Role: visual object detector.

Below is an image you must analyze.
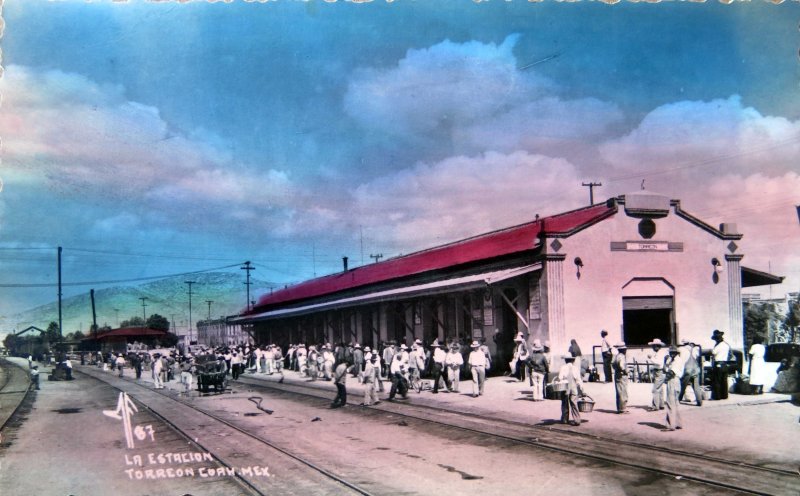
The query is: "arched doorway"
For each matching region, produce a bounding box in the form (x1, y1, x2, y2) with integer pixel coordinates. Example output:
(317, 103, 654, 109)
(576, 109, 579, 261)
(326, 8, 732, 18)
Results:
(621, 278, 676, 346)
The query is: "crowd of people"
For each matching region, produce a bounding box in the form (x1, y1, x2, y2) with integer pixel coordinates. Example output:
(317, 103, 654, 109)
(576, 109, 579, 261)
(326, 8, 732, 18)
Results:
(81, 326, 791, 429)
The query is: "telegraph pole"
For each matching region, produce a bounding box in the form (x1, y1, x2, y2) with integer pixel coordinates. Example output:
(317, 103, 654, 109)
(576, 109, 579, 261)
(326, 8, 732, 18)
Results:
(582, 182, 602, 205)
(206, 300, 214, 321)
(370, 253, 383, 264)
(139, 297, 148, 325)
(240, 261, 255, 312)
(114, 308, 120, 327)
(57, 246, 63, 338)
(185, 281, 196, 344)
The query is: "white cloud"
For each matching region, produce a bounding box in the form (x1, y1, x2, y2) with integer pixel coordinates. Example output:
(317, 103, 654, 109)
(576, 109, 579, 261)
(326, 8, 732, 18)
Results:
(344, 35, 547, 138)
(0, 65, 299, 233)
(344, 35, 623, 164)
(599, 95, 800, 181)
(596, 96, 800, 293)
(351, 150, 584, 252)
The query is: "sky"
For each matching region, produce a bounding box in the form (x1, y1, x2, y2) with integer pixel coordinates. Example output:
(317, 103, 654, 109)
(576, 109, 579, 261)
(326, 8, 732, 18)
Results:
(1, 0, 799, 329)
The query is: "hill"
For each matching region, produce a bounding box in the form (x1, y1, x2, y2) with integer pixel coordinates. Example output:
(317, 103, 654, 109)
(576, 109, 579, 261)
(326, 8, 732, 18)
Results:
(0, 272, 277, 338)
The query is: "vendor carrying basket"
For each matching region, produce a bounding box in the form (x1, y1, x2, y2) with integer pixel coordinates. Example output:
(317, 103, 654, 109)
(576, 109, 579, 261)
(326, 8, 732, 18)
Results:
(577, 394, 595, 413)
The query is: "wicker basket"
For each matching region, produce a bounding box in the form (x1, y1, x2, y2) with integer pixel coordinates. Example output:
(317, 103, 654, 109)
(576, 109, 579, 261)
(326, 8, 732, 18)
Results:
(577, 394, 595, 413)
(550, 381, 568, 393)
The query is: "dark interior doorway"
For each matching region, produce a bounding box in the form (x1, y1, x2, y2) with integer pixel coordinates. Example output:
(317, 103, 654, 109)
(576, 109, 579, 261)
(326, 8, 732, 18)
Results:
(622, 296, 674, 346)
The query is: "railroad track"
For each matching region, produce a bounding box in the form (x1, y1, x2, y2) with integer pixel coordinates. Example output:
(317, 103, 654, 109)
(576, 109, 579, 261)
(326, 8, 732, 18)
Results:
(78, 366, 374, 496)
(0, 358, 32, 433)
(235, 374, 799, 496)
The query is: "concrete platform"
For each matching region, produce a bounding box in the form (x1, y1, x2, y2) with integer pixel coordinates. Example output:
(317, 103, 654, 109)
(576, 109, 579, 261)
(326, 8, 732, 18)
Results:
(237, 367, 800, 471)
(78, 360, 799, 474)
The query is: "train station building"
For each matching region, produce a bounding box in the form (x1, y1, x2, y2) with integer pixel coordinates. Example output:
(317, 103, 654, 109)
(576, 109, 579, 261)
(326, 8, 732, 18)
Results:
(233, 192, 782, 365)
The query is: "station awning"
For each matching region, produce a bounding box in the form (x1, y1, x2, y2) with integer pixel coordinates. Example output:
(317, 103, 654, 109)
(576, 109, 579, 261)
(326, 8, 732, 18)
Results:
(741, 266, 784, 288)
(233, 263, 542, 323)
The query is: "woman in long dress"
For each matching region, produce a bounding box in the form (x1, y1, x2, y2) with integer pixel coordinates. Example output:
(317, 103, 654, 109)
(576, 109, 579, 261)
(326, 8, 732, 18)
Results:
(748, 336, 767, 394)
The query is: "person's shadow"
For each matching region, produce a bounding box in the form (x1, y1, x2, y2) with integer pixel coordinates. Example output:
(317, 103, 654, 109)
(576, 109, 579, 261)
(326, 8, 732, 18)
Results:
(638, 421, 668, 430)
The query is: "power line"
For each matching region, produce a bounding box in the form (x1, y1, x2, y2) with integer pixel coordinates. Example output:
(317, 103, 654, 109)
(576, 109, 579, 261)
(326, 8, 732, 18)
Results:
(606, 134, 800, 183)
(0, 262, 242, 288)
(64, 247, 245, 262)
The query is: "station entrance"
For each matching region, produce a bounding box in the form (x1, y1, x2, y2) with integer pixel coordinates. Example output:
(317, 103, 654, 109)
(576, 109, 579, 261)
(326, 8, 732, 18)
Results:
(622, 296, 674, 346)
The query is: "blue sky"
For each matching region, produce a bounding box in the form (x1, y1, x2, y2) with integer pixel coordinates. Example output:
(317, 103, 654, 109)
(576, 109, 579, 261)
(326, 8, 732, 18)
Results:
(1, 0, 799, 327)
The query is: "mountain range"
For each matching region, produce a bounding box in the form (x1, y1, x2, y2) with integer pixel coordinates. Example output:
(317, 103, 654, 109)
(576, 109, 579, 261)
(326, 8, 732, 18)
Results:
(1, 272, 277, 339)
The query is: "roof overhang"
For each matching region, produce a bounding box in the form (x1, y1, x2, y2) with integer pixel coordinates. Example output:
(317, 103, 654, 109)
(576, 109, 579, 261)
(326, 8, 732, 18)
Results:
(233, 263, 542, 323)
(742, 266, 784, 288)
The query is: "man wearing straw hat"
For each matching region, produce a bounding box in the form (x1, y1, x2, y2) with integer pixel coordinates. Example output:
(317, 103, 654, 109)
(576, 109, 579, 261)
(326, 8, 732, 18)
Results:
(612, 342, 630, 414)
(663, 345, 684, 431)
(557, 354, 584, 426)
(430, 340, 450, 394)
(647, 338, 667, 411)
(468, 341, 487, 397)
(529, 340, 549, 401)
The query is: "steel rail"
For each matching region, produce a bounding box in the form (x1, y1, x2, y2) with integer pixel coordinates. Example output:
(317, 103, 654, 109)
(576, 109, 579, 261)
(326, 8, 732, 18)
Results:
(79, 367, 375, 496)
(0, 359, 33, 432)
(236, 375, 799, 496)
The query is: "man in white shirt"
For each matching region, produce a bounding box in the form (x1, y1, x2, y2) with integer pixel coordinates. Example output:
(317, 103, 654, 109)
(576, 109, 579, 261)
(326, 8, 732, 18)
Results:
(710, 330, 731, 400)
(612, 342, 629, 414)
(468, 341, 487, 397)
(152, 353, 164, 389)
(647, 339, 667, 411)
(362, 353, 380, 406)
(254, 347, 264, 374)
(600, 330, 613, 383)
(431, 340, 450, 394)
(557, 355, 584, 426)
(445, 344, 464, 393)
(388, 353, 408, 400)
(296, 345, 307, 376)
(663, 346, 684, 431)
(115, 354, 126, 378)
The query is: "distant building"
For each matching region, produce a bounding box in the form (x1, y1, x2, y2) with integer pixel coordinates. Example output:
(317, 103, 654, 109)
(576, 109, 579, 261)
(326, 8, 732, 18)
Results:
(233, 192, 782, 368)
(81, 327, 169, 353)
(196, 317, 252, 348)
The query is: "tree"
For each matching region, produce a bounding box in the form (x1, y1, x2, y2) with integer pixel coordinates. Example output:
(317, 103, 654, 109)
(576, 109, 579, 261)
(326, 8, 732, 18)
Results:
(783, 298, 800, 344)
(73, 330, 85, 340)
(744, 302, 777, 349)
(120, 316, 145, 328)
(45, 321, 61, 342)
(3, 333, 18, 353)
(158, 332, 179, 348)
(146, 314, 170, 332)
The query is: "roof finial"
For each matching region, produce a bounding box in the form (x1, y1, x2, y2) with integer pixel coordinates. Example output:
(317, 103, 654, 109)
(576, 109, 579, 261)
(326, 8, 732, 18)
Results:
(641, 179, 646, 191)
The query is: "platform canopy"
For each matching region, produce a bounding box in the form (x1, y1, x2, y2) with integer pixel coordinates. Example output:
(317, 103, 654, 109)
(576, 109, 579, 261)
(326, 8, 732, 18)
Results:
(233, 263, 542, 323)
(741, 266, 784, 288)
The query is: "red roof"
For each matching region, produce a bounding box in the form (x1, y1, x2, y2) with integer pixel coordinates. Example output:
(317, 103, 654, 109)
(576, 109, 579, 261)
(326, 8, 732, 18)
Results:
(251, 203, 616, 312)
(83, 327, 168, 341)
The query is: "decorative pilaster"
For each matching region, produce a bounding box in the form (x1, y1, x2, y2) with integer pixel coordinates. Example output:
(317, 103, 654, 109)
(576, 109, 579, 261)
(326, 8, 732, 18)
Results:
(726, 254, 744, 350)
(542, 253, 567, 354)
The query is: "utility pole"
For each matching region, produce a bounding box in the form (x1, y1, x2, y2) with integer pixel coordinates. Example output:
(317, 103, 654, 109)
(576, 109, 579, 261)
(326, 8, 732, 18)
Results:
(57, 246, 63, 338)
(582, 182, 602, 205)
(138, 297, 148, 327)
(185, 281, 196, 344)
(241, 261, 255, 312)
(370, 253, 383, 264)
(206, 300, 214, 321)
(113, 308, 120, 327)
(360, 225, 365, 265)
